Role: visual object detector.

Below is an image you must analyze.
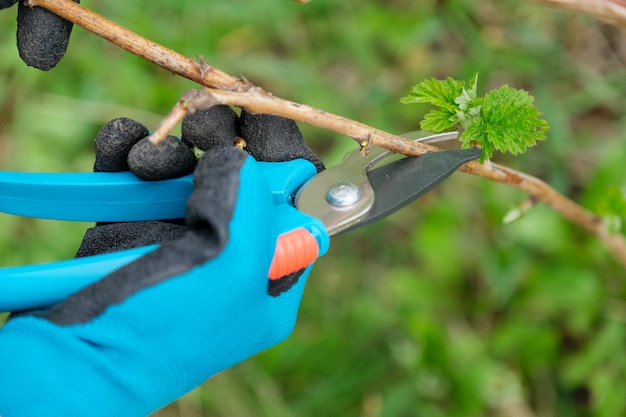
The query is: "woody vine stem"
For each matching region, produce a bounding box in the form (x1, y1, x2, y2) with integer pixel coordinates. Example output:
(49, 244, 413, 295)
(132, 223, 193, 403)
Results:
(25, 0, 626, 267)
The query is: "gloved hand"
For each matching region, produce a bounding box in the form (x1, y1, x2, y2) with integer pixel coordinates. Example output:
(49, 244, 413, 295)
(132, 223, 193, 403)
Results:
(75, 106, 323, 260)
(1, 0, 79, 70)
(0, 106, 325, 417)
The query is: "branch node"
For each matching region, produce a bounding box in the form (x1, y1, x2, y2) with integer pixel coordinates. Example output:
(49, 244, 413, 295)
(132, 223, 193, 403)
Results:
(194, 55, 213, 80)
(232, 76, 254, 92)
(180, 88, 218, 114)
(359, 134, 373, 156)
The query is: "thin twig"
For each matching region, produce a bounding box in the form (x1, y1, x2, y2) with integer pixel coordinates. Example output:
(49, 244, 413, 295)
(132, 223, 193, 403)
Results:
(481, 163, 626, 264)
(26, 0, 626, 268)
(148, 90, 218, 145)
(530, 0, 626, 27)
(25, 0, 238, 89)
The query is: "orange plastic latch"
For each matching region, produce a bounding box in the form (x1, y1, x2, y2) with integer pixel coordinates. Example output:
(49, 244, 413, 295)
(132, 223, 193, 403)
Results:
(268, 228, 319, 280)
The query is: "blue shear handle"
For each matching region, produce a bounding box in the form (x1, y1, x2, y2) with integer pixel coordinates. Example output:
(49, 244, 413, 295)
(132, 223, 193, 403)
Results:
(0, 171, 194, 222)
(0, 246, 155, 312)
(0, 158, 329, 312)
(0, 159, 318, 222)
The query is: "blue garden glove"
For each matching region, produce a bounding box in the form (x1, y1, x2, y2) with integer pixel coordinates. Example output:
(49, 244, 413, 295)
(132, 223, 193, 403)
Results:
(0, 106, 324, 416)
(1, 0, 79, 70)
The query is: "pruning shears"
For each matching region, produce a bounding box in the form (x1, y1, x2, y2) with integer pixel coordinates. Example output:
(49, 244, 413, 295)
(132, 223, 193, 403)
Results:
(0, 131, 480, 312)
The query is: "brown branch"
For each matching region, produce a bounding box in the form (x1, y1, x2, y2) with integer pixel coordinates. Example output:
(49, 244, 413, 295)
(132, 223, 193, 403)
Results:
(154, 88, 626, 267)
(25, 0, 626, 268)
(529, 0, 626, 27)
(479, 163, 626, 264)
(25, 0, 238, 89)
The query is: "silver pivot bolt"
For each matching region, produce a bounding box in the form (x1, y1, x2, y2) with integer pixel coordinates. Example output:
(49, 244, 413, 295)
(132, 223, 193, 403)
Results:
(326, 182, 362, 207)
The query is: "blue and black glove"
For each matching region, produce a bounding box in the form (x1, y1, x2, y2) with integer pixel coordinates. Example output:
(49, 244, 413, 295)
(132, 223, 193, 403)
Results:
(0, 106, 324, 417)
(77, 106, 323, 268)
(1, 0, 79, 70)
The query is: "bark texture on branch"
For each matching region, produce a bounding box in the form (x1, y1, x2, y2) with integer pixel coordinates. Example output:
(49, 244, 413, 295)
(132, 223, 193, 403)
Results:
(26, 0, 238, 89)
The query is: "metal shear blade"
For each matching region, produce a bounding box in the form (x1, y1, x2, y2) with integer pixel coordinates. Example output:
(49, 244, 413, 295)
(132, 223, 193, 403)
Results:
(295, 131, 481, 235)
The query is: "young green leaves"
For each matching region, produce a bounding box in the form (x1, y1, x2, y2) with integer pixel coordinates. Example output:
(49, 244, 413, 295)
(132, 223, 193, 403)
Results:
(401, 74, 549, 162)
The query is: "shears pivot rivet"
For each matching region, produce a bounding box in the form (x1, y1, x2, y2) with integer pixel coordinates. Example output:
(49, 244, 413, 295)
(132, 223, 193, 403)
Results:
(326, 182, 361, 207)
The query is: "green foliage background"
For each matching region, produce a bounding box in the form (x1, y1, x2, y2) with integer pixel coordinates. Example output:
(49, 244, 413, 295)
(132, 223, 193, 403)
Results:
(1, 1, 626, 416)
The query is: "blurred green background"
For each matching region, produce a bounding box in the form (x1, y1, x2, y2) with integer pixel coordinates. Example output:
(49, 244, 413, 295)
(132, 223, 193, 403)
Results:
(1, 0, 626, 416)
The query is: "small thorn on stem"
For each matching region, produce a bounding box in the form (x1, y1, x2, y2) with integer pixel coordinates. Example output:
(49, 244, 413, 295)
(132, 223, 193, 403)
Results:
(232, 76, 254, 92)
(194, 55, 213, 80)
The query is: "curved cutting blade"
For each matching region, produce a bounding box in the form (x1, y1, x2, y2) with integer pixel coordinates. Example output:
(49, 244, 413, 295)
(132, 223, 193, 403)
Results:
(338, 147, 482, 234)
(296, 130, 482, 236)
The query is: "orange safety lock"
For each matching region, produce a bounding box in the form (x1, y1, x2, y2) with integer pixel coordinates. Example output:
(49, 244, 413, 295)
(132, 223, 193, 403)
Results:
(268, 228, 319, 280)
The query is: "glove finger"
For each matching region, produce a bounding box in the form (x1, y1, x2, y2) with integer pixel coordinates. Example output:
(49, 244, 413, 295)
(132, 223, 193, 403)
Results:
(94, 117, 149, 172)
(128, 135, 196, 181)
(0, 0, 17, 9)
(85, 118, 186, 256)
(17, 0, 79, 70)
(239, 108, 325, 172)
(75, 220, 186, 258)
(181, 105, 241, 151)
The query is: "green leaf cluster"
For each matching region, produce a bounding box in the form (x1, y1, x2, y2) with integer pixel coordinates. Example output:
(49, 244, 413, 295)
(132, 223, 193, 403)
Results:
(401, 75, 550, 162)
